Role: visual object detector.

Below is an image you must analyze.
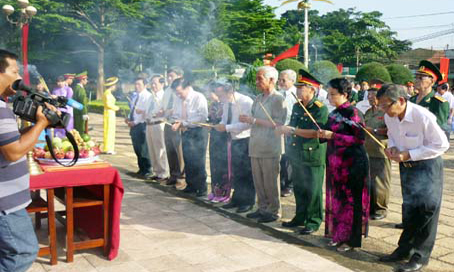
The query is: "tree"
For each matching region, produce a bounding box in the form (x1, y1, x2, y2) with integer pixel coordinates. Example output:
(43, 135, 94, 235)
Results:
(216, 0, 289, 62)
(275, 58, 306, 73)
(26, 0, 142, 99)
(310, 60, 340, 84)
(281, 8, 411, 66)
(202, 38, 235, 77)
(386, 64, 413, 85)
(355, 62, 391, 83)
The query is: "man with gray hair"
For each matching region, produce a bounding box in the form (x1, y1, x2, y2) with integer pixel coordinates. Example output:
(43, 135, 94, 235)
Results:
(278, 69, 297, 197)
(240, 66, 287, 223)
(377, 84, 449, 272)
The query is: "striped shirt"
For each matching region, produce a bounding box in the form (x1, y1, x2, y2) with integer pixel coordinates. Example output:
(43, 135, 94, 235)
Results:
(0, 100, 31, 214)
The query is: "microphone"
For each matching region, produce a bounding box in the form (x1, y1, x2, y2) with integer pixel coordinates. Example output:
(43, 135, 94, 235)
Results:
(66, 98, 84, 110)
(57, 96, 84, 110)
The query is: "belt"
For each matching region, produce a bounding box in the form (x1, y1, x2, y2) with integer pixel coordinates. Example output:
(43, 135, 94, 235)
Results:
(147, 120, 164, 125)
(401, 161, 422, 168)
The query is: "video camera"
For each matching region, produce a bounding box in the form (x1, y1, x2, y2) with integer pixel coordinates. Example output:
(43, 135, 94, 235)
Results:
(11, 79, 82, 128)
(11, 79, 83, 167)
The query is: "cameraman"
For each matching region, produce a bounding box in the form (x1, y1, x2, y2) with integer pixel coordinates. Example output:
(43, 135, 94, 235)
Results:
(0, 49, 55, 271)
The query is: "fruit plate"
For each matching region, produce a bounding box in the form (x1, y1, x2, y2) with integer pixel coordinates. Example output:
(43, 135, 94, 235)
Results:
(35, 156, 100, 165)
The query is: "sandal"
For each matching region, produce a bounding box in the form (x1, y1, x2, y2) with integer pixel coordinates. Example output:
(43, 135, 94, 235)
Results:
(336, 243, 354, 252)
(328, 240, 339, 247)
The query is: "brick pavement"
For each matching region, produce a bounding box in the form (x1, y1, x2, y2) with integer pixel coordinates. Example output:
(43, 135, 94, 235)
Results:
(29, 113, 454, 271)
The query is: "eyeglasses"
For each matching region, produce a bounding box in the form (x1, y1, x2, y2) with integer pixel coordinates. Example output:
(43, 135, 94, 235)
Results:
(378, 101, 396, 110)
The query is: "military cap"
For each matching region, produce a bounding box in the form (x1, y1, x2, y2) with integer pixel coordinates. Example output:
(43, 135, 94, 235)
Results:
(295, 69, 322, 88)
(416, 60, 443, 82)
(104, 76, 119, 87)
(75, 71, 88, 80)
(369, 78, 385, 89)
(63, 73, 76, 79)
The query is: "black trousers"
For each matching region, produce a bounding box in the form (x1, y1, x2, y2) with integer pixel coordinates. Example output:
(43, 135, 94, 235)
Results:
(230, 138, 255, 206)
(182, 128, 208, 192)
(280, 136, 292, 190)
(397, 156, 443, 264)
(130, 123, 151, 174)
(209, 130, 228, 191)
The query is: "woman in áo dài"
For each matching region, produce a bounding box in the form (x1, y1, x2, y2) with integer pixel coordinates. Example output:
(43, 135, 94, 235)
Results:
(103, 77, 120, 154)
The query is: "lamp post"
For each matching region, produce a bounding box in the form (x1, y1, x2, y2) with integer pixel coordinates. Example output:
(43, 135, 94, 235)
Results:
(2, 1, 42, 176)
(300, 1, 311, 68)
(2, 0, 37, 28)
(2, 0, 38, 85)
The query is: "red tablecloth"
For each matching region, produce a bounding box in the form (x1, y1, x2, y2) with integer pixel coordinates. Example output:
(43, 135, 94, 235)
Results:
(30, 164, 124, 260)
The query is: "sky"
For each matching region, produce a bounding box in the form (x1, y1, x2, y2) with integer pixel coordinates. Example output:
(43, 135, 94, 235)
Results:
(264, 0, 454, 50)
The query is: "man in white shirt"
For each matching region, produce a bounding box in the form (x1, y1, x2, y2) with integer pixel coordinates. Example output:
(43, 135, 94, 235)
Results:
(377, 84, 449, 272)
(145, 75, 169, 183)
(171, 78, 209, 197)
(125, 77, 152, 178)
(213, 80, 255, 213)
(159, 67, 185, 187)
(277, 69, 297, 197)
(436, 83, 454, 139)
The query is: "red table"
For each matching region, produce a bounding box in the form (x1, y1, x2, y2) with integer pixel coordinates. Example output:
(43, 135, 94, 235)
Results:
(30, 163, 124, 260)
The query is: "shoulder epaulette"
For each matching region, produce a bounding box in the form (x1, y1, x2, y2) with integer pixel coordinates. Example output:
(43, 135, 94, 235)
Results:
(433, 96, 447, 103)
(314, 100, 323, 108)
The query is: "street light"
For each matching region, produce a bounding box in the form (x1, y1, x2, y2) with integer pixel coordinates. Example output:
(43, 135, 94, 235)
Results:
(2, 0, 37, 28)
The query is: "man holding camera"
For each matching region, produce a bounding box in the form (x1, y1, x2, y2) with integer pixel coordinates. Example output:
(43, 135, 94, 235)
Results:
(0, 49, 55, 271)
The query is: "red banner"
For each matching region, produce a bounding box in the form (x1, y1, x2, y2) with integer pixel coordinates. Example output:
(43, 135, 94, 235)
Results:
(22, 23, 30, 85)
(337, 63, 343, 74)
(439, 58, 450, 84)
(271, 44, 300, 66)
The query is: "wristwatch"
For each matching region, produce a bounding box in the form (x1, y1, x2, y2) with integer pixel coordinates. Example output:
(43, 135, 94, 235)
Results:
(290, 127, 296, 135)
(373, 128, 378, 134)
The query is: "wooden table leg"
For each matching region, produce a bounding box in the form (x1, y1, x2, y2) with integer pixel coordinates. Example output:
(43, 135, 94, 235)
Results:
(103, 184, 110, 256)
(66, 187, 74, 263)
(47, 189, 58, 265)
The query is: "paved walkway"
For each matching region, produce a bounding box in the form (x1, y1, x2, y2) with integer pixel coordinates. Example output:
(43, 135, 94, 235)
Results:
(29, 113, 454, 271)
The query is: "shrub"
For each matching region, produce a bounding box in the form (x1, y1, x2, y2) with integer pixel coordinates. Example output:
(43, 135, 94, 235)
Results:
(355, 62, 392, 83)
(386, 64, 414, 85)
(275, 58, 307, 73)
(310, 60, 341, 84)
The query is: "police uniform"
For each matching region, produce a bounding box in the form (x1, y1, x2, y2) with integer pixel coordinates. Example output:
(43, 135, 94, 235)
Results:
(285, 70, 328, 233)
(73, 71, 89, 134)
(410, 61, 450, 132)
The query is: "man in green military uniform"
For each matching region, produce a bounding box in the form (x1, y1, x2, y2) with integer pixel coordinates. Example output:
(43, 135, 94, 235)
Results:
(364, 88, 390, 220)
(277, 69, 328, 235)
(73, 71, 89, 134)
(411, 60, 450, 131)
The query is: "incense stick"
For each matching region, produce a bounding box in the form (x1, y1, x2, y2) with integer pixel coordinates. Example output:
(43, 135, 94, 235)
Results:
(258, 101, 276, 127)
(290, 92, 321, 131)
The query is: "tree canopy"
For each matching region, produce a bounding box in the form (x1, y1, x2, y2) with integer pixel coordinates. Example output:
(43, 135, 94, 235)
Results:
(281, 8, 412, 66)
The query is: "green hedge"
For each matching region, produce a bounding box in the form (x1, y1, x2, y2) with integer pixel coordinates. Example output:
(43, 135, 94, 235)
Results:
(88, 100, 130, 117)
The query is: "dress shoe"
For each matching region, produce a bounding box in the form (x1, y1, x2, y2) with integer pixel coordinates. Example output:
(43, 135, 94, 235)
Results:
(182, 187, 196, 194)
(379, 248, 409, 262)
(370, 214, 386, 220)
(196, 190, 207, 197)
(395, 223, 404, 229)
(257, 214, 278, 223)
(236, 205, 253, 213)
(126, 170, 141, 177)
(299, 227, 316, 235)
(246, 210, 262, 219)
(157, 177, 169, 185)
(166, 178, 177, 186)
(397, 260, 423, 272)
(281, 188, 293, 197)
(222, 202, 237, 209)
(281, 219, 303, 228)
